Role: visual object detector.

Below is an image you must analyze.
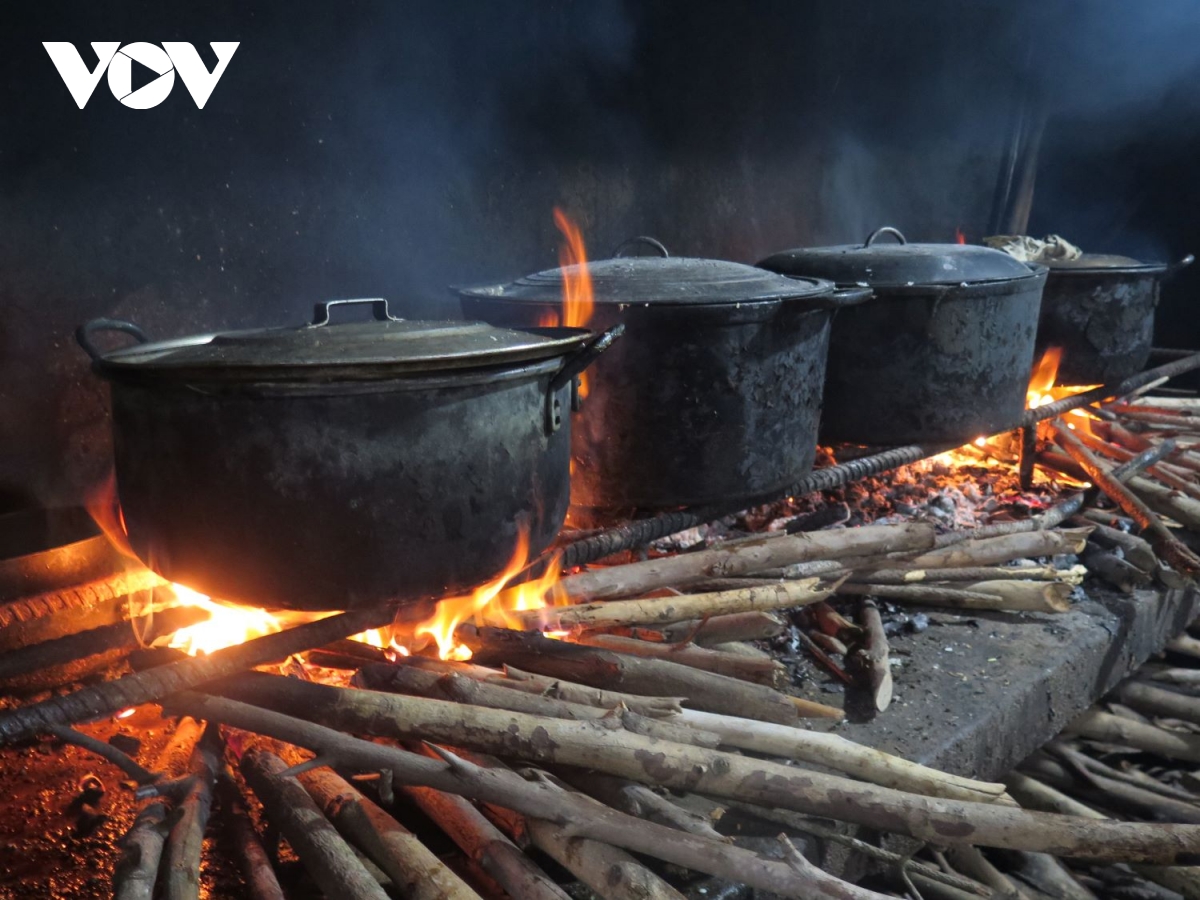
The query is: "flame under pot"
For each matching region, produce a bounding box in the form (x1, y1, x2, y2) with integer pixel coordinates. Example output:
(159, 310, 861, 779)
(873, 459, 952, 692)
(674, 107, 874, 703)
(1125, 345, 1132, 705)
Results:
(77, 302, 609, 610)
(461, 251, 868, 513)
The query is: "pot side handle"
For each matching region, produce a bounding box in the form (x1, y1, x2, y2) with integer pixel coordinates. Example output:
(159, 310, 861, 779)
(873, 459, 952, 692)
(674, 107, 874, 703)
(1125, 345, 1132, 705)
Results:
(1163, 254, 1195, 282)
(75, 318, 150, 362)
(549, 324, 625, 394)
(808, 285, 874, 310)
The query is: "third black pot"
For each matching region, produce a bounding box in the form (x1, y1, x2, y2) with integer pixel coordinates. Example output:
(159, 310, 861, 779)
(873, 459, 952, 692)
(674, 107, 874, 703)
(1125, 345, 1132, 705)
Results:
(460, 239, 869, 513)
(758, 227, 1047, 445)
(1035, 252, 1194, 385)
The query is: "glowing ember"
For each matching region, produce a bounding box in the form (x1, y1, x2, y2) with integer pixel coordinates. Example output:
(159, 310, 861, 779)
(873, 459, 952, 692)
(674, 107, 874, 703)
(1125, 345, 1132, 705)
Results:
(114, 708, 136, 720)
(413, 526, 564, 660)
(165, 583, 284, 656)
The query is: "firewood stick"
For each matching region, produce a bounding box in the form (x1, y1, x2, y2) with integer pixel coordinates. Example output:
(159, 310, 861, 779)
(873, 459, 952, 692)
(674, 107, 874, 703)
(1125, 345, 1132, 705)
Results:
(525, 810, 686, 900)
(1128, 476, 1200, 530)
(217, 773, 286, 900)
(1083, 547, 1153, 592)
(1052, 424, 1200, 574)
(161, 722, 222, 900)
(566, 632, 791, 689)
(512, 579, 829, 631)
(837, 581, 1071, 613)
(1025, 750, 1200, 824)
(461, 625, 815, 724)
(904, 527, 1092, 569)
(242, 749, 390, 900)
(549, 522, 935, 602)
(1074, 514, 1159, 571)
(399, 783, 573, 900)
(1073, 431, 1200, 499)
(847, 564, 1082, 585)
(1168, 633, 1200, 660)
(0, 601, 418, 744)
(113, 801, 170, 900)
(356, 666, 723, 749)
(298, 766, 481, 900)
(1066, 709, 1200, 763)
(0, 604, 210, 690)
(655, 611, 785, 645)
(848, 599, 892, 712)
(176, 694, 898, 900)
(400, 661, 1009, 804)
(1115, 680, 1200, 727)
(1151, 668, 1200, 686)
(943, 845, 1029, 900)
(396, 658, 686, 717)
(188, 679, 1200, 863)
(48, 724, 161, 785)
(555, 770, 726, 841)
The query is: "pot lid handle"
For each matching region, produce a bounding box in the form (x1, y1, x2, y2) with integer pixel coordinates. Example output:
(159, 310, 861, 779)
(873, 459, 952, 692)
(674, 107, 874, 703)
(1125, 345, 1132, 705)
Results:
(611, 236, 670, 259)
(863, 227, 907, 248)
(76, 318, 150, 362)
(310, 298, 400, 327)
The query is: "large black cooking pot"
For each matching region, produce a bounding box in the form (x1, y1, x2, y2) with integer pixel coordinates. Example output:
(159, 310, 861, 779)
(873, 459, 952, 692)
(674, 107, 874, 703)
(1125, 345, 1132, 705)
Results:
(76, 299, 615, 611)
(758, 227, 1047, 445)
(1035, 252, 1194, 385)
(460, 239, 870, 513)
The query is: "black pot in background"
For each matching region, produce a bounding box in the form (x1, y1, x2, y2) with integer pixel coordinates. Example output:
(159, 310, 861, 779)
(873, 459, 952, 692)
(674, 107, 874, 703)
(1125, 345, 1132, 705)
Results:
(77, 299, 613, 611)
(1036, 252, 1194, 385)
(460, 239, 869, 514)
(758, 227, 1047, 446)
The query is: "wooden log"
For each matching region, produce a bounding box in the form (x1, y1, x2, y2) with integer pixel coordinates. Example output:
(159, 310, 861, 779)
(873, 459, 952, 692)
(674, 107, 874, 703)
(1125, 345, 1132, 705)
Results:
(1115, 681, 1200, 727)
(190, 680, 1200, 863)
(241, 749, 390, 900)
(514, 580, 828, 632)
(656, 611, 785, 645)
(216, 773, 286, 900)
(161, 722, 222, 900)
(903, 528, 1091, 569)
(298, 766, 481, 900)
(1074, 514, 1159, 571)
(556, 770, 725, 841)
(402, 776, 569, 900)
(113, 802, 170, 900)
(847, 564, 1080, 585)
(461, 626, 819, 724)
(847, 599, 892, 713)
(395, 656, 685, 717)
(356, 666, 722, 749)
(1084, 547, 1153, 592)
(1067, 709, 1200, 763)
(1128, 476, 1200, 531)
(0, 601, 419, 744)
(567, 632, 791, 689)
(837, 581, 1071, 613)
(1052, 424, 1200, 574)
(525, 815, 686, 900)
(550, 523, 936, 602)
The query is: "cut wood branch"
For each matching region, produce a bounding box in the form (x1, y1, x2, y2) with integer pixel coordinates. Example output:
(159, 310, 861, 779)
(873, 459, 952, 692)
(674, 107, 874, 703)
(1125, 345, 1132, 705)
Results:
(1128, 476, 1200, 531)
(1074, 514, 1159, 571)
(161, 721, 222, 900)
(461, 625, 820, 724)
(556, 770, 726, 841)
(298, 766, 481, 900)
(48, 724, 160, 786)
(567, 632, 791, 689)
(513, 580, 829, 631)
(1052, 423, 1200, 575)
(1083, 547, 1153, 593)
(189, 680, 1200, 863)
(216, 773, 286, 900)
(1067, 709, 1200, 763)
(847, 565, 1081, 585)
(904, 528, 1092, 570)
(241, 748, 390, 900)
(838, 581, 1071, 613)
(550, 523, 936, 602)
(0, 601, 421, 744)
(1114, 680, 1200, 727)
(113, 802, 170, 900)
(848, 598, 893, 712)
(656, 611, 786, 645)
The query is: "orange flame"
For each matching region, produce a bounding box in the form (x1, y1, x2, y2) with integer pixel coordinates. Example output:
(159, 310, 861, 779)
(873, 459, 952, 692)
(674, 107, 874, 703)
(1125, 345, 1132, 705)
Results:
(165, 583, 286, 656)
(85, 471, 136, 560)
(955, 227, 967, 245)
(1025, 346, 1100, 436)
(552, 207, 595, 399)
(413, 526, 564, 660)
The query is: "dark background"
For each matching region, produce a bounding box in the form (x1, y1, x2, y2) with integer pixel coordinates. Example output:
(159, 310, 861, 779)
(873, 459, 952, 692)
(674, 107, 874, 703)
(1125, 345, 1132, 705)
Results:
(3, 1, 1199, 509)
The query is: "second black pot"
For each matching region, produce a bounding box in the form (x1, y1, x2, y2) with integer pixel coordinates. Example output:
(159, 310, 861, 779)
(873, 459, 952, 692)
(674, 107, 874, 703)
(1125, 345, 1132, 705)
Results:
(460, 240, 869, 514)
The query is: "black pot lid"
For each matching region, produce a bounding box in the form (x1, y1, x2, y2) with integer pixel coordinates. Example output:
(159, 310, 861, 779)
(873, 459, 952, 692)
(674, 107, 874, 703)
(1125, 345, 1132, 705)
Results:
(757, 226, 1036, 287)
(84, 298, 592, 381)
(1047, 252, 1158, 271)
(459, 237, 837, 307)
